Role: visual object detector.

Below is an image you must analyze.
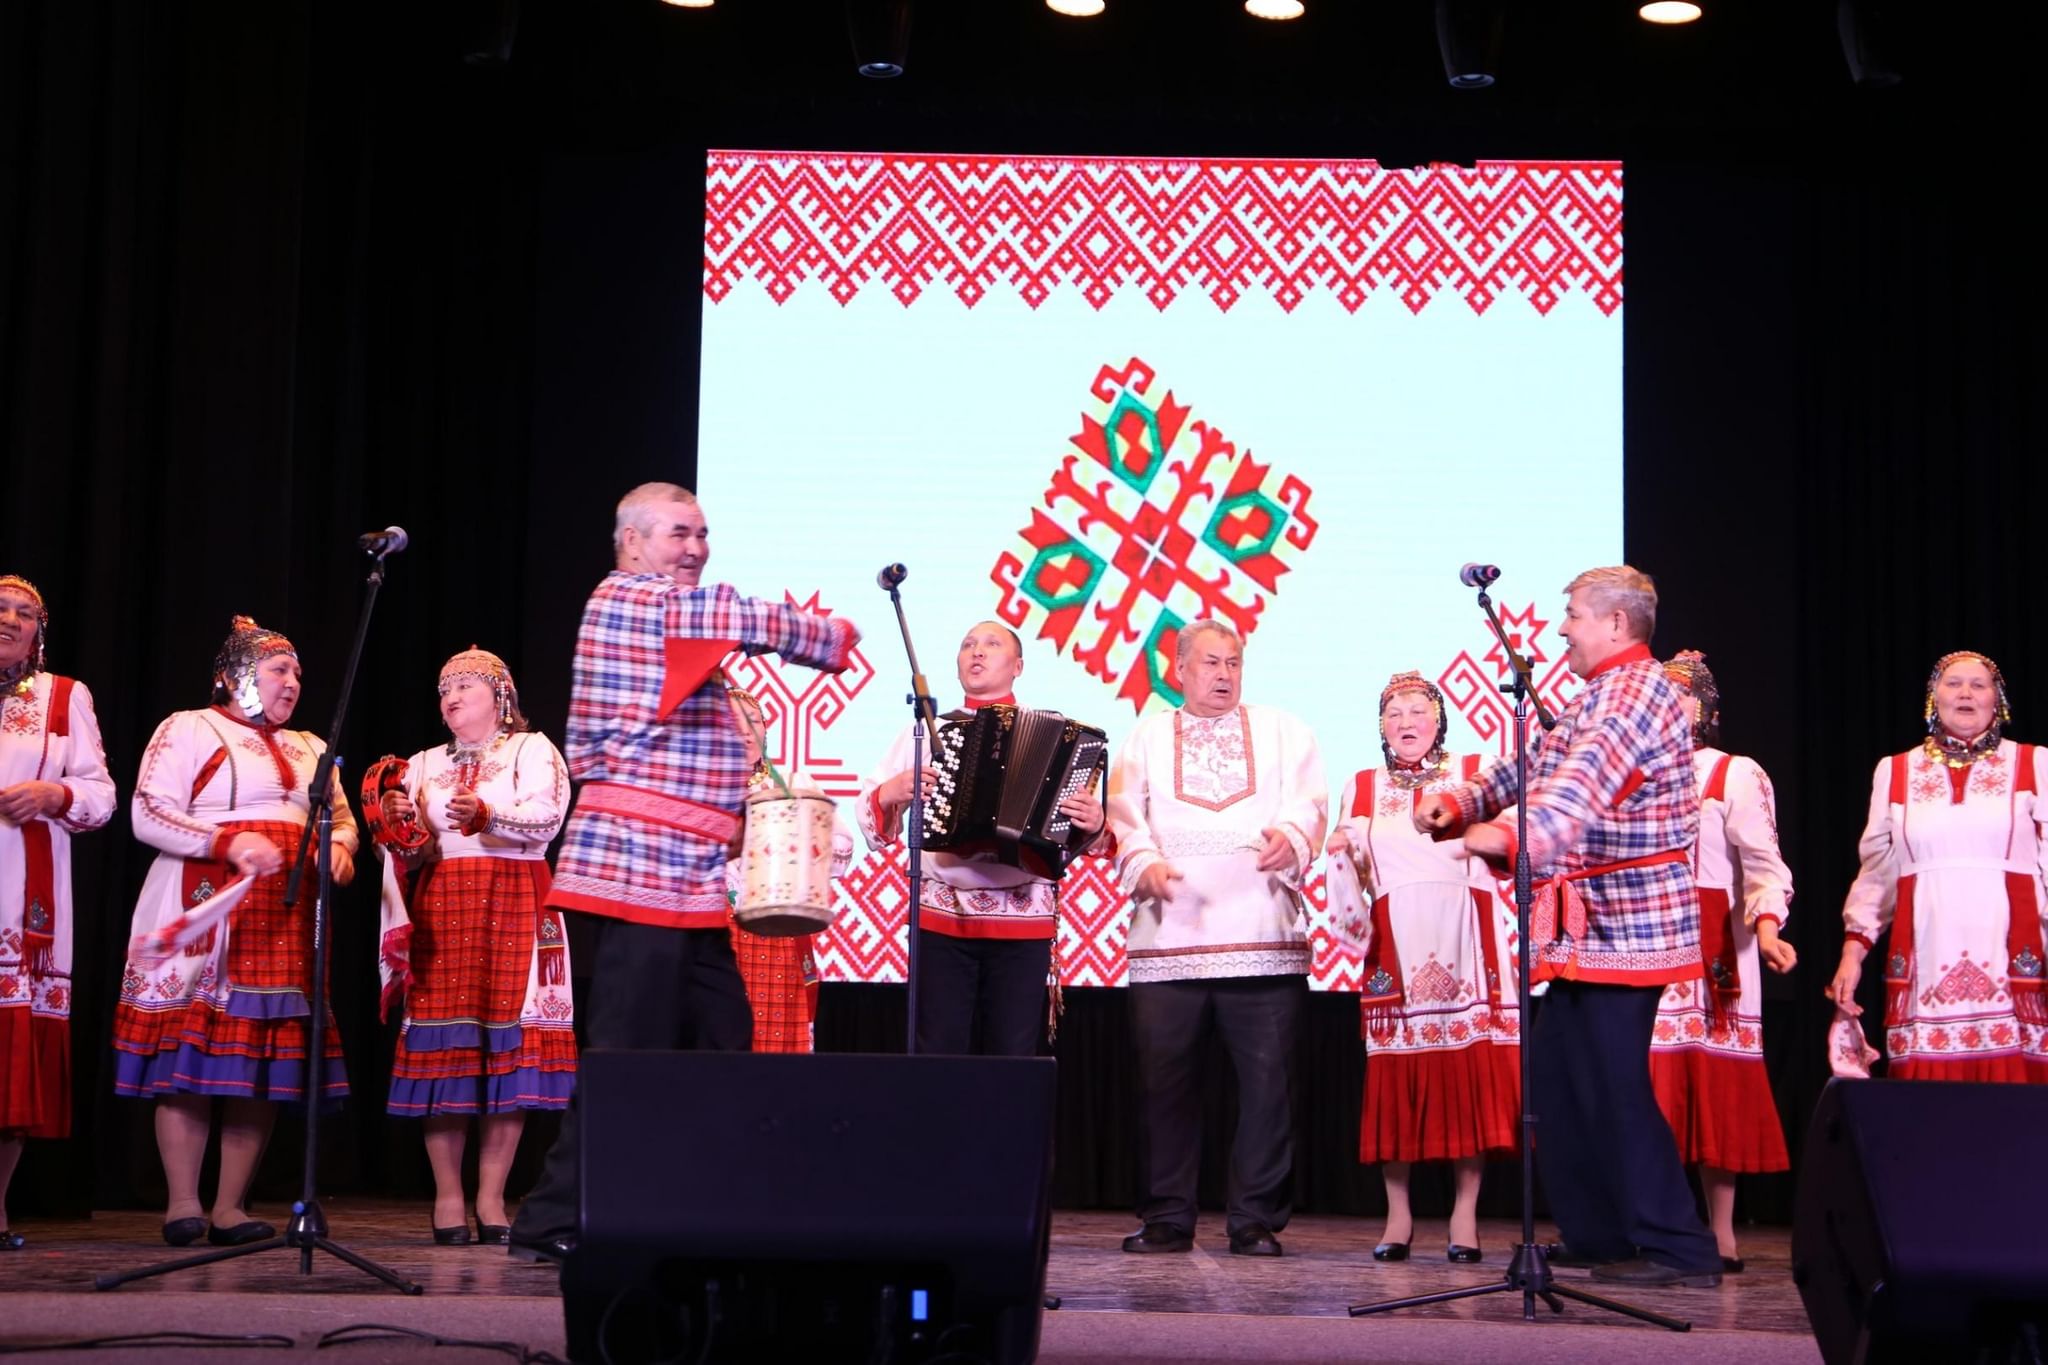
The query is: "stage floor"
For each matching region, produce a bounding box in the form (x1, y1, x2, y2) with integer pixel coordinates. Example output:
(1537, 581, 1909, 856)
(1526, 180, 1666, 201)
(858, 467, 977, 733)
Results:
(0, 1204, 1820, 1362)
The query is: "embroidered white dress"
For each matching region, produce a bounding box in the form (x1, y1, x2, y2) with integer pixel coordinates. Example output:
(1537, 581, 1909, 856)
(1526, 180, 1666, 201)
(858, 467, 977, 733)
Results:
(1332, 757, 1519, 1161)
(1648, 748, 1793, 1169)
(1841, 739, 2048, 1081)
(1108, 703, 1326, 983)
(0, 674, 116, 1136)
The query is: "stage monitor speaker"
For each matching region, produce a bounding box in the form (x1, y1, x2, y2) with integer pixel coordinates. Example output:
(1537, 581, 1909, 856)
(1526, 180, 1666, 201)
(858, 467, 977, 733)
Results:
(562, 1050, 1056, 1364)
(1793, 1077, 2048, 1365)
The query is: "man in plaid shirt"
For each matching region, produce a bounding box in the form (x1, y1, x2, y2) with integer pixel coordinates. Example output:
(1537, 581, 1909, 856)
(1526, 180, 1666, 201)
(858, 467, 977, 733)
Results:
(1417, 565, 1720, 1288)
(509, 482, 858, 1261)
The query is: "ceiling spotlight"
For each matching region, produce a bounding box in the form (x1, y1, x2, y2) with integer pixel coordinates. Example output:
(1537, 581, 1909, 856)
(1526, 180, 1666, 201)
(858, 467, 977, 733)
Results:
(847, 0, 912, 77)
(1435, 0, 1503, 88)
(1244, 1, 1305, 19)
(658, 0, 714, 8)
(1047, 0, 1106, 14)
(1638, 2, 1702, 22)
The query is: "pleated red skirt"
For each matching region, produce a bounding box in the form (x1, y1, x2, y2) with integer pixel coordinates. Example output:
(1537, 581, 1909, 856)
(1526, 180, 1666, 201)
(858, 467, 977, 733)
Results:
(0, 1006, 69, 1138)
(1649, 1047, 1789, 1172)
(1360, 1040, 1519, 1164)
(1889, 1053, 2048, 1084)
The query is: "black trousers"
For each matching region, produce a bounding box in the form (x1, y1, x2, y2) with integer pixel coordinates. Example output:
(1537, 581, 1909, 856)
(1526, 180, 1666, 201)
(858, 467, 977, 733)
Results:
(509, 917, 752, 1243)
(1530, 980, 1719, 1272)
(1128, 975, 1303, 1238)
(912, 928, 1051, 1057)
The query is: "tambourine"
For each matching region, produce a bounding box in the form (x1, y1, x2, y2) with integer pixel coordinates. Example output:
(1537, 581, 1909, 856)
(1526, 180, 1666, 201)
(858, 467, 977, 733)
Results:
(361, 755, 431, 853)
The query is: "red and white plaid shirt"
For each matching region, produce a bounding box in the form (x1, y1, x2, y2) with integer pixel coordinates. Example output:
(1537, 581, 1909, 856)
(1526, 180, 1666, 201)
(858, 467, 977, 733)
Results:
(547, 572, 856, 929)
(1441, 643, 1703, 986)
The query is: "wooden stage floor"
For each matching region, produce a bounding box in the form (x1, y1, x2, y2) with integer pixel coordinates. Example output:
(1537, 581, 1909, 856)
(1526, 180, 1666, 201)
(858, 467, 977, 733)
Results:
(0, 1203, 1821, 1362)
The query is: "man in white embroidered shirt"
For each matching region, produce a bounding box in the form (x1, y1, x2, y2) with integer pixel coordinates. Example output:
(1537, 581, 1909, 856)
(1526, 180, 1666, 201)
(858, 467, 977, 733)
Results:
(1106, 619, 1327, 1258)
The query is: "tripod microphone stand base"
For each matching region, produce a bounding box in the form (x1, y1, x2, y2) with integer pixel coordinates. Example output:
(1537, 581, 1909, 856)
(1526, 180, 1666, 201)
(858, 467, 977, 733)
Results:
(94, 1199, 423, 1294)
(1348, 1241, 1689, 1329)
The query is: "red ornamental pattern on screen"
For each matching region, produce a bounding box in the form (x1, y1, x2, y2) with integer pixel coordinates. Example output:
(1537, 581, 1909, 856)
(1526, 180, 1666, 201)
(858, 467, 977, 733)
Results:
(703, 154, 1623, 316)
(1437, 599, 1582, 756)
(719, 592, 876, 803)
(991, 357, 1318, 719)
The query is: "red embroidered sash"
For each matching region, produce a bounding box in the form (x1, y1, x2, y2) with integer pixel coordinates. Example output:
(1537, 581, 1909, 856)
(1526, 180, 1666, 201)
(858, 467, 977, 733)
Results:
(19, 676, 74, 977)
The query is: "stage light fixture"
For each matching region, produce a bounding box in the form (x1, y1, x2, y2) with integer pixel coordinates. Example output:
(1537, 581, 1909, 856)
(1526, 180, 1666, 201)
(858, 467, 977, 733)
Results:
(1837, 0, 1902, 87)
(1047, 0, 1106, 15)
(659, 0, 714, 9)
(1435, 0, 1503, 88)
(1245, 1, 1306, 19)
(848, 0, 912, 77)
(1638, 3, 1702, 23)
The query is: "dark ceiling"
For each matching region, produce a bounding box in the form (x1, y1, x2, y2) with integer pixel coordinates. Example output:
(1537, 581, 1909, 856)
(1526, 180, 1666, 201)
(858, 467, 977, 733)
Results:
(419, 0, 2036, 160)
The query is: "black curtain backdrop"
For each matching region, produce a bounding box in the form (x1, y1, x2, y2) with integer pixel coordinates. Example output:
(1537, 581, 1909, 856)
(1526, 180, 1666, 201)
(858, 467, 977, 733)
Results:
(2, 2, 2039, 1233)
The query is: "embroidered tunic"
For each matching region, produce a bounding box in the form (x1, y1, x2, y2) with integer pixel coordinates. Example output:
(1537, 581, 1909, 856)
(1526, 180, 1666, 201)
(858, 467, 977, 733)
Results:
(1333, 756, 1519, 1162)
(547, 574, 856, 929)
(1438, 645, 1703, 987)
(378, 732, 575, 1114)
(1108, 703, 1327, 984)
(0, 674, 116, 1136)
(113, 707, 360, 1101)
(1649, 748, 1793, 1170)
(1841, 740, 2048, 1082)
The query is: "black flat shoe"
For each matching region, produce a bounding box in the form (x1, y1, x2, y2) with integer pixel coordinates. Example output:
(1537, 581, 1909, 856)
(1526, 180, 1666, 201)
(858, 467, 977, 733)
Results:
(474, 1218, 511, 1246)
(432, 1224, 473, 1246)
(206, 1220, 275, 1247)
(1120, 1221, 1193, 1254)
(162, 1217, 207, 1247)
(1721, 1255, 1744, 1273)
(1447, 1244, 1483, 1264)
(1538, 1241, 1611, 1269)
(0, 1230, 24, 1250)
(1372, 1240, 1411, 1262)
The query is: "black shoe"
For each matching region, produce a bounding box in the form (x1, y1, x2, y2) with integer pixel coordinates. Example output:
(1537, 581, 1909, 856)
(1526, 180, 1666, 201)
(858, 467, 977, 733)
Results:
(1120, 1222, 1193, 1254)
(507, 1233, 576, 1263)
(206, 1220, 276, 1247)
(432, 1224, 473, 1246)
(1228, 1224, 1282, 1257)
(1590, 1257, 1722, 1288)
(162, 1217, 207, 1247)
(1447, 1244, 1483, 1264)
(474, 1217, 512, 1246)
(1721, 1255, 1744, 1274)
(0, 1230, 24, 1251)
(1371, 1240, 1411, 1262)
(1538, 1241, 1612, 1270)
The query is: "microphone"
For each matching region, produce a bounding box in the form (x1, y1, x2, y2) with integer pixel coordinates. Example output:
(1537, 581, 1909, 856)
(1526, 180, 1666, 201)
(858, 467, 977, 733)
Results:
(358, 527, 409, 556)
(1459, 561, 1501, 589)
(876, 562, 908, 590)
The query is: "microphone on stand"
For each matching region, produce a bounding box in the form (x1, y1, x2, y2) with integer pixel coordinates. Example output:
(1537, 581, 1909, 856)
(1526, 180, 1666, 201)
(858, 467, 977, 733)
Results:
(877, 562, 908, 590)
(1458, 561, 1501, 589)
(358, 527, 409, 557)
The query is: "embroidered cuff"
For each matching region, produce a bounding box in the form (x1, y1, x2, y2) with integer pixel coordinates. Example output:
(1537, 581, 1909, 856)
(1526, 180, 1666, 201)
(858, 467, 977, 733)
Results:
(1843, 930, 1875, 950)
(53, 783, 75, 820)
(208, 827, 237, 861)
(1753, 912, 1786, 931)
(1276, 823, 1312, 888)
(1119, 849, 1163, 894)
(824, 618, 859, 674)
(463, 801, 492, 838)
(1432, 786, 1477, 841)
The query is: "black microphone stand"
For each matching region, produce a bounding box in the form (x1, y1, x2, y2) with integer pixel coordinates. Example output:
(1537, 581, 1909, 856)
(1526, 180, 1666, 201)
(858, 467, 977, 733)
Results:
(1347, 583, 1685, 1331)
(97, 546, 421, 1295)
(881, 574, 940, 1056)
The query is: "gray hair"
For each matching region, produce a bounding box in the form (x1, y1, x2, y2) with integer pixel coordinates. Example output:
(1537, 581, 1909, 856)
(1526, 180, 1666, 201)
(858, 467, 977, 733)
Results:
(613, 482, 698, 554)
(1563, 565, 1658, 642)
(1175, 618, 1245, 668)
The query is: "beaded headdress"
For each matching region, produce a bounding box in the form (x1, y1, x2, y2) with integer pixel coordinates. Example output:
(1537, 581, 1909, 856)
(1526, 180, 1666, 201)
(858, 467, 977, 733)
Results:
(0, 574, 48, 696)
(438, 645, 525, 734)
(1662, 649, 1721, 749)
(212, 615, 297, 720)
(1922, 650, 2010, 768)
(1377, 670, 1448, 770)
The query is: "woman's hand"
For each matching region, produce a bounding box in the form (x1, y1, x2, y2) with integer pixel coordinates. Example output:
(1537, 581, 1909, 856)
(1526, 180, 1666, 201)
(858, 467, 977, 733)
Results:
(1828, 942, 1867, 1016)
(0, 780, 66, 823)
(329, 842, 356, 887)
(1758, 919, 1797, 974)
(380, 790, 417, 825)
(226, 832, 286, 878)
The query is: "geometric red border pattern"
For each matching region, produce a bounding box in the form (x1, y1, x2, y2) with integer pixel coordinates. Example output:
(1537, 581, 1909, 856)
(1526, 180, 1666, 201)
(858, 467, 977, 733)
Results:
(706, 152, 1622, 317)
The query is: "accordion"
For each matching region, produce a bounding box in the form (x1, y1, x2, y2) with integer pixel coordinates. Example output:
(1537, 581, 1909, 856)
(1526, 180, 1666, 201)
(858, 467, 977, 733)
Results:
(921, 705, 1108, 878)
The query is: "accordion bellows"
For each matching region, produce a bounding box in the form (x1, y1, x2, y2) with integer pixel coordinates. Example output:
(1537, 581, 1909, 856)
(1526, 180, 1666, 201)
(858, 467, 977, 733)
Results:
(922, 706, 1108, 878)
